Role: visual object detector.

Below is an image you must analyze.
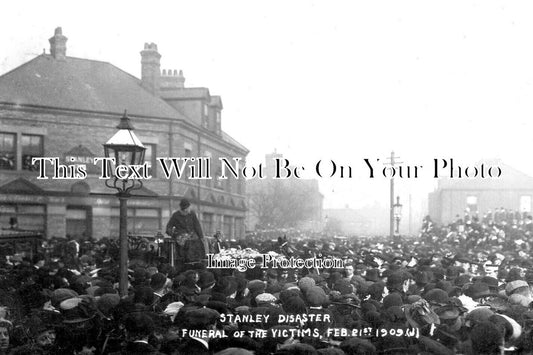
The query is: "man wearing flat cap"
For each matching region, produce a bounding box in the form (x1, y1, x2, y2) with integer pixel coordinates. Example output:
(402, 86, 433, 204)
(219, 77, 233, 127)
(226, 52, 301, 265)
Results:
(166, 198, 208, 267)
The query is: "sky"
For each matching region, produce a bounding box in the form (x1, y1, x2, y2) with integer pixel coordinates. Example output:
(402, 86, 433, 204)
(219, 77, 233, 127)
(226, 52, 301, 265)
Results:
(2, 0, 533, 214)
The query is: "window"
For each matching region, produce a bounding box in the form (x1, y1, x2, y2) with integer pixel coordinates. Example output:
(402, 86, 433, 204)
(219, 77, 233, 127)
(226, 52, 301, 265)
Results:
(66, 206, 91, 240)
(214, 167, 224, 190)
(110, 207, 161, 236)
(226, 175, 231, 193)
(521, 196, 531, 213)
(223, 215, 233, 237)
(203, 104, 209, 117)
(184, 142, 193, 157)
(144, 144, 156, 177)
(204, 151, 212, 188)
(203, 213, 214, 236)
(0, 133, 16, 170)
(0, 203, 46, 231)
(234, 217, 244, 238)
(466, 195, 478, 213)
(22, 134, 43, 171)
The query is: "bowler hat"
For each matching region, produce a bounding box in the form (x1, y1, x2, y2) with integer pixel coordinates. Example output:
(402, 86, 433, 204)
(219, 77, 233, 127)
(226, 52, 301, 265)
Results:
(180, 199, 191, 210)
(424, 289, 449, 306)
(465, 282, 498, 300)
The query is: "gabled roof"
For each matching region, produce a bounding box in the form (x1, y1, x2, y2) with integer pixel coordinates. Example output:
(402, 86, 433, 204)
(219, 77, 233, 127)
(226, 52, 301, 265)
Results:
(0, 54, 185, 119)
(65, 145, 95, 157)
(0, 177, 44, 194)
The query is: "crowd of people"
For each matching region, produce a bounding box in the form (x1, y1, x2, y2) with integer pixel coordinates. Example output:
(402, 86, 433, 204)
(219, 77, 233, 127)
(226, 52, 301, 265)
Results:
(1, 204, 533, 354)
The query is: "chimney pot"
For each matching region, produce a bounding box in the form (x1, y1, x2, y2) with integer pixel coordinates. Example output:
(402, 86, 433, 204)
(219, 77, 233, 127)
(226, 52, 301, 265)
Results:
(176, 70, 185, 88)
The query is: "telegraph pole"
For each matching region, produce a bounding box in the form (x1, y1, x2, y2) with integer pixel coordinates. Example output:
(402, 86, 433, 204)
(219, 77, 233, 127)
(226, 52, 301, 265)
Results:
(386, 151, 402, 240)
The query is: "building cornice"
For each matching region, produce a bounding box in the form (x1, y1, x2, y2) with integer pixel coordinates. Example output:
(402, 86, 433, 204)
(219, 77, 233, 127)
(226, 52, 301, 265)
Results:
(0, 102, 249, 154)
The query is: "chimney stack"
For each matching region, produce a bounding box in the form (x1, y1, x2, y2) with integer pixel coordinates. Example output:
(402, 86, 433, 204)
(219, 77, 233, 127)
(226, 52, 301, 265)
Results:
(49, 27, 68, 60)
(160, 69, 186, 90)
(140, 43, 161, 95)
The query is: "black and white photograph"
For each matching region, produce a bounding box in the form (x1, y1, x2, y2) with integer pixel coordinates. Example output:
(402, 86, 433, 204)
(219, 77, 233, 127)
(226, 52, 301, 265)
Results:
(1, 1, 533, 354)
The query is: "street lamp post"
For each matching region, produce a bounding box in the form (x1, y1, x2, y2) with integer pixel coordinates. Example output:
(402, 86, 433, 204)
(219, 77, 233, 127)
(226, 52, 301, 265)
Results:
(393, 196, 403, 239)
(103, 110, 146, 297)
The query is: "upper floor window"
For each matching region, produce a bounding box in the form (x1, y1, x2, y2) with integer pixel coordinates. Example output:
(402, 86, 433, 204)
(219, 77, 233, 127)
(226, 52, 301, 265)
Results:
(0, 132, 16, 170)
(22, 134, 43, 171)
(214, 167, 224, 190)
(144, 143, 156, 177)
(184, 142, 193, 157)
(204, 150, 212, 188)
(226, 176, 231, 193)
(202, 104, 210, 129)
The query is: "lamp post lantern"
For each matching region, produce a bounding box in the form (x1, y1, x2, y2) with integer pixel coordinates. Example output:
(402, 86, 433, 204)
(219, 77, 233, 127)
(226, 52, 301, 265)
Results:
(103, 110, 146, 297)
(393, 196, 403, 238)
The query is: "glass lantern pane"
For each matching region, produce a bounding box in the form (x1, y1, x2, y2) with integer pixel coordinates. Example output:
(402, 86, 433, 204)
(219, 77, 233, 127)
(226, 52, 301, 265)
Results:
(119, 151, 133, 165)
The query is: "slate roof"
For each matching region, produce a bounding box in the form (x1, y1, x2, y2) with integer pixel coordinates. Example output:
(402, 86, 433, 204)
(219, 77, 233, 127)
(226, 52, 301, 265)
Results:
(0, 53, 248, 153)
(159, 87, 210, 100)
(0, 54, 184, 119)
(436, 160, 533, 190)
(222, 132, 247, 152)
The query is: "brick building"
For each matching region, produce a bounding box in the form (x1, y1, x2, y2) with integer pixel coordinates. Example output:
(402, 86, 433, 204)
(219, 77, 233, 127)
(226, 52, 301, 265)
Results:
(0, 28, 248, 240)
(428, 160, 533, 224)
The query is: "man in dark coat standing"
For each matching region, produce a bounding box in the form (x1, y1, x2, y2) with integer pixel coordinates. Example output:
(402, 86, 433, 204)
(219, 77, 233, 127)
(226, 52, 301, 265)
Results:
(166, 199, 208, 267)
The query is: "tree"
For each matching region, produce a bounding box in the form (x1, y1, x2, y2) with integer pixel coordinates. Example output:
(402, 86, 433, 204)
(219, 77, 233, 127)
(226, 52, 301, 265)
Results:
(249, 179, 319, 229)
